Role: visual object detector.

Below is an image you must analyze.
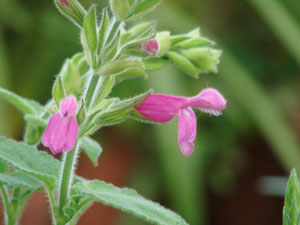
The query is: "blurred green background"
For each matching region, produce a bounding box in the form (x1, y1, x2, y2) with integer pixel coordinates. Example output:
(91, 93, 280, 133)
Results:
(0, 0, 300, 224)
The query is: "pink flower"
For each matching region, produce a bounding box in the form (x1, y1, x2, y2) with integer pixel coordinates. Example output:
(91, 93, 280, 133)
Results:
(42, 96, 78, 154)
(139, 39, 159, 56)
(136, 88, 227, 156)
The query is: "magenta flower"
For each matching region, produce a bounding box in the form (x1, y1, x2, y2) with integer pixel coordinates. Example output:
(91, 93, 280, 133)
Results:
(136, 88, 227, 156)
(42, 96, 78, 154)
(139, 39, 159, 56)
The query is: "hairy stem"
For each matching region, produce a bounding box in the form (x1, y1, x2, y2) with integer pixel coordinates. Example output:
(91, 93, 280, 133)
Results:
(68, 198, 93, 225)
(105, 18, 122, 47)
(45, 185, 57, 225)
(0, 184, 11, 225)
(84, 74, 100, 111)
(57, 143, 79, 224)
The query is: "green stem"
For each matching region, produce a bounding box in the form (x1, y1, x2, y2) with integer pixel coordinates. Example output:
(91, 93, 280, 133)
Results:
(105, 19, 122, 47)
(57, 143, 79, 224)
(0, 184, 12, 225)
(13, 190, 32, 225)
(45, 185, 57, 224)
(68, 198, 93, 225)
(84, 74, 100, 111)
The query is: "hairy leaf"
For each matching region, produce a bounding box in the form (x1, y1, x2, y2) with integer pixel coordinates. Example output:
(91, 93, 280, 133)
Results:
(81, 137, 102, 167)
(97, 9, 109, 57)
(167, 51, 198, 77)
(99, 59, 145, 77)
(0, 87, 43, 116)
(110, 0, 131, 20)
(126, 0, 162, 21)
(83, 5, 98, 67)
(0, 172, 41, 190)
(73, 180, 189, 225)
(53, 75, 66, 108)
(0, 137, 61, 188)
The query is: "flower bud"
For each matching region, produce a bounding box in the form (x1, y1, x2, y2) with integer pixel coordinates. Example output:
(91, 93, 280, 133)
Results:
(42, 96, 79, 154)
(139, 39, 160, 56)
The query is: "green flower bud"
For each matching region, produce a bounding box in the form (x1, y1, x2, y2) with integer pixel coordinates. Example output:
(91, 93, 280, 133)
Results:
(155, 31, 171, 56)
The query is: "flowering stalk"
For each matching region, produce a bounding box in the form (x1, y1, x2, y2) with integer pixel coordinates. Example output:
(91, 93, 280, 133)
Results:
(0, 0, 227, 224)
(57, 143, 79, 224)
(84, 74, 100, 111)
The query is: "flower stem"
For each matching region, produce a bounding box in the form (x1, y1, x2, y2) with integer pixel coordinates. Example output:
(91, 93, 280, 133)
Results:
(0, 184, 13, 225)
(45, 185, 57, 224)
(57, 143, 79, 224)
(84, 73, 100, 111)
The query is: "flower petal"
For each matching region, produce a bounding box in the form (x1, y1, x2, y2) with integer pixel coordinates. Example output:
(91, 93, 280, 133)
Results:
(136, 94, 187, 122)
(187, 88, 227, 116)
(139, 39, 160, 56)
(178, 108, 197, 156)
(60, 95, 78, 117)
(42, 113, 78, 154)
(49, 117, 70, 154)
(42, 113, 61, 150)
(63, 116, 78, 152)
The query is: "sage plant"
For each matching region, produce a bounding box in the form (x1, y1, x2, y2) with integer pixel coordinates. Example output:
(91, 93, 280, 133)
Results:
(0, 0, 226, 224)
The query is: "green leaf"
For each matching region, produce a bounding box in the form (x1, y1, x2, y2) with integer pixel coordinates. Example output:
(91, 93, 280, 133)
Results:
(0, 161, 8, 174)
(103, 31, 121, 62)
(0, 87, 43, 116)
(89, 98, 118, 119)
(77, 101, 87, 124)
(126, 0, 162, 21)
(94, 103, 133, 127)
(24, 124, 44, 146)
(0, 172, 41, 190)
(142, 58, 169, 71)
(114, 65, 147, 83)
(121, 22, 156, 48)
(95, 91, 151, 126)
(73, 180, 189, 225)
(97, 9, 109, 57)
(170, 35, 190, 47)
(60, 58, 82, 95)
(24, 114, 47, 127)
(0, 137, 61, 188)
(91, 76, 115, 109)
(110, 0, 131, 20)
(186, 28, 201, 38)
(82, 5, 98, 67)
(81, 92, 151, 135)
(283, 169, 300, 225)
(53, 75, 66, 108)
(24, 115, 47, 145)
(99, 59, 145, 77)
(181, 47, 222, 73)
(156, 31, 171, 56)
(80, 137, 102, 167)
(130, 110, 155, 124)
(79, 98, 118, 136)
(73, 53, 89, 76)
(173, 37, 213, 49)
(167, 51, 198, 77)
(54, 0, 84, 28)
